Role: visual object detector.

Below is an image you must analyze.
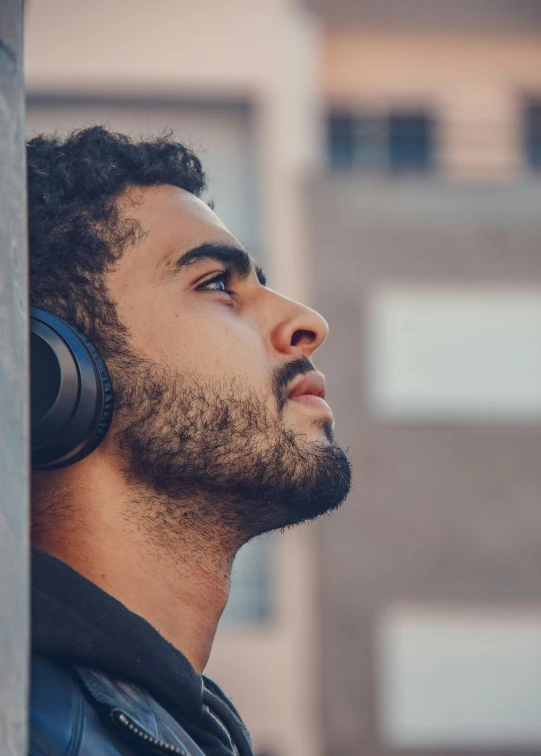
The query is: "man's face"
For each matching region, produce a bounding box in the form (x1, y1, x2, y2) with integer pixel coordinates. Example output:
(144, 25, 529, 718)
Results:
(104, 185, 351, 544)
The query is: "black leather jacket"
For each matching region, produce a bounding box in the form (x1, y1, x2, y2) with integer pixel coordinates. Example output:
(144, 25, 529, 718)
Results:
(31, 548, 253, 756)
(30, 655, 243, 756)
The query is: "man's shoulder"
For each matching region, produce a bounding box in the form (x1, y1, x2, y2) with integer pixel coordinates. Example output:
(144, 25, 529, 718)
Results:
(29, 655, 133, 756)
(29, 655, 210, 756)
(30, 656, 81, 754)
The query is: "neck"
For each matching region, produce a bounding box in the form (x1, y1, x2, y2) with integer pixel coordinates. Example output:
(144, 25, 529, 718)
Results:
(32, 456, 236, 674)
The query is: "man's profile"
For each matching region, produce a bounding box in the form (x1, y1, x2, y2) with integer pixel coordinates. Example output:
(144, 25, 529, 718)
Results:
(28, 126, 351, 756)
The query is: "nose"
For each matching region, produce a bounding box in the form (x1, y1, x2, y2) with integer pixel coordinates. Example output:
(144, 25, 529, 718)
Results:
(268, 292, 329, 358)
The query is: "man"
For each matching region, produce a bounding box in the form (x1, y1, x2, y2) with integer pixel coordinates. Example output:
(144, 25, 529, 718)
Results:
(28, 126, 351, 756)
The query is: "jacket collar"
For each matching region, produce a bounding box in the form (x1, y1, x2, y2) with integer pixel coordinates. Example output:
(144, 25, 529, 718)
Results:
(32, 546, 204, 719)
(32, 547, 253, 755)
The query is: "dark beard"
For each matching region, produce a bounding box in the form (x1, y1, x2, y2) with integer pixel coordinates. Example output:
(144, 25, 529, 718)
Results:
(110, 353, 351, 546)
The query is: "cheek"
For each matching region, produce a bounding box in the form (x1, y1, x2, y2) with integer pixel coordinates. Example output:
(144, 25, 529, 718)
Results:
(141, 307, 271, 392)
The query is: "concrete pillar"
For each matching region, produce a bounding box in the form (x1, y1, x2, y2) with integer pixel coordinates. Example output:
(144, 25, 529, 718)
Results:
(0, 1, 29, 754)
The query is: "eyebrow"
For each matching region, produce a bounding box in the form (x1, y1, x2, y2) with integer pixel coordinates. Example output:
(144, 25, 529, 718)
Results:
(163, 242, 267, 286)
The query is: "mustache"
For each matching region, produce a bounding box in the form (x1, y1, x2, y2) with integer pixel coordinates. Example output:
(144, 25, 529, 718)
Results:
(272, 356, 316, 413)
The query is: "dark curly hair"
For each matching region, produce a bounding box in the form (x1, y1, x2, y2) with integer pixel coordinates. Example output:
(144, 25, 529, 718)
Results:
(27, 125, 207, 360)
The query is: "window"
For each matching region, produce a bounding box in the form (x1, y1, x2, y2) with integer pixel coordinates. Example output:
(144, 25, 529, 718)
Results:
(219, 535, 273, 627)
(327, 112, 356, 167)
(377, 604, 541, 748)
(26, 97, 261, 260)
(388, 112, 433, 172)
(327, 109, 435, 173)
(367, 285, 541, 421)
(525, 99, 541, 171)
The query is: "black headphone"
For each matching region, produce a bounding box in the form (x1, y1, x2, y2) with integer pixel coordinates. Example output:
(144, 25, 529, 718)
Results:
(30, 307, 114, 470)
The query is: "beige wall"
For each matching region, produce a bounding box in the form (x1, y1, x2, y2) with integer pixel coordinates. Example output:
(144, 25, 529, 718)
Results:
(25, 2, 324, 754)
(322, 31, 541, 181)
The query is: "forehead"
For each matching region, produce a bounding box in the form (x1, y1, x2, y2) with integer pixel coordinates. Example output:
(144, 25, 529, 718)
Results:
(117, 184, 246, 272)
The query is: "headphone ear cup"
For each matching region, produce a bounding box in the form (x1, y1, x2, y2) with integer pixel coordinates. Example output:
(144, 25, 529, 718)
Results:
(61, 325, 115, 466)
(31, 308, 114, 469)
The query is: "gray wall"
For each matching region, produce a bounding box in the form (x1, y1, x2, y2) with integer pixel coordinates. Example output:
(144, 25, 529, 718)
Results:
(309, 177, 541, 756)
(0, 1, 29, 754)
(305, 0, 541, 31)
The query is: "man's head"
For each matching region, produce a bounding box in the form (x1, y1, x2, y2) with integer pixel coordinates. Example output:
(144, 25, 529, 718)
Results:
(28, 126, 351, 550)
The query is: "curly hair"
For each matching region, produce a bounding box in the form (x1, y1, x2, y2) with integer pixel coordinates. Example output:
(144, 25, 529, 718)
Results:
(27, 125, 207, 359)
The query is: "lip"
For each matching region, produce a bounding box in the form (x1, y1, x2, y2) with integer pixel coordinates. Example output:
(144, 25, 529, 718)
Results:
(287, 372, 333, 416)
(288, 371, 327, 400)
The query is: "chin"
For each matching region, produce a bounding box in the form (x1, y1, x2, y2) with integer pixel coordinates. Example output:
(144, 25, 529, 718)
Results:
(289, 416, 334, 442)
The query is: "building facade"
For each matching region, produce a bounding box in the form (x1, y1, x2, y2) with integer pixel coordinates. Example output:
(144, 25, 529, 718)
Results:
(309, 1, 541, 754)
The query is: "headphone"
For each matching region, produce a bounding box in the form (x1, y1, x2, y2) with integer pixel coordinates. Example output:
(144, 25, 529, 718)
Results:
(30, 307, 114, 470)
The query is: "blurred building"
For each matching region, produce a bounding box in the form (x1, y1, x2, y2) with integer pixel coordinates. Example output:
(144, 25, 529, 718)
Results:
(25, 1, 541, 755)
(308, 1, 541, 755)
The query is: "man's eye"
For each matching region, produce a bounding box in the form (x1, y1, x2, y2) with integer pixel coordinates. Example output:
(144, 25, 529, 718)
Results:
(198, 274, 231, 294)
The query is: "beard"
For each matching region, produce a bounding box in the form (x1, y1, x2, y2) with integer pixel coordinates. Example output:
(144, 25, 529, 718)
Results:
(110, 352, 351, 547)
